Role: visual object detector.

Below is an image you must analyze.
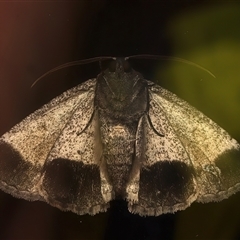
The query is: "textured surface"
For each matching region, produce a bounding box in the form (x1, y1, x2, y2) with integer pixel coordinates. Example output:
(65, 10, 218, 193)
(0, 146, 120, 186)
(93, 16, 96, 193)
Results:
(0, 58, 240, 216)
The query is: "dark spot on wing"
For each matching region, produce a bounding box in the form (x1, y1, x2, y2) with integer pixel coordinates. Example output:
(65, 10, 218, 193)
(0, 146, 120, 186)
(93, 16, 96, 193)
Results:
(0, 141, 40, 191)
(139, 161, 196, 207)
(215, 149, 240, 189)
(42, 158, 105, 210)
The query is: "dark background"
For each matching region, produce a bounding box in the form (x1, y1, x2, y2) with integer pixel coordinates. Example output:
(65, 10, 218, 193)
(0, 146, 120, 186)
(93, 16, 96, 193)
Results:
(0, 1, 240, 239)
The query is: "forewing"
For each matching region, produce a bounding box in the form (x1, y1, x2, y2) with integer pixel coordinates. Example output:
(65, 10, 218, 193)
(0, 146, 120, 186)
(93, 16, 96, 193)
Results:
(0, 79, 107, 215)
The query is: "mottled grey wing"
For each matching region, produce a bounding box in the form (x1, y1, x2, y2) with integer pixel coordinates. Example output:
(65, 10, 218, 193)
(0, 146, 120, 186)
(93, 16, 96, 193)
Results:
(0, 79, 108, 215)
(130, 82, 240, 216)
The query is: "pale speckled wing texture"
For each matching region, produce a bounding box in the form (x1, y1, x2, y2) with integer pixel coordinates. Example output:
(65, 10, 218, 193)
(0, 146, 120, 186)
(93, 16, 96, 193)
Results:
(0, 79, 109, 215)
(130, 82, 240, 216)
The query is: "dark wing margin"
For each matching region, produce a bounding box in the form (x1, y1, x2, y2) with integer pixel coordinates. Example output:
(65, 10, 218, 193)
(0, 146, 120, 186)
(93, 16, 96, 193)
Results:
(129, 82, 240, 216)
(0, 79, 109, 215)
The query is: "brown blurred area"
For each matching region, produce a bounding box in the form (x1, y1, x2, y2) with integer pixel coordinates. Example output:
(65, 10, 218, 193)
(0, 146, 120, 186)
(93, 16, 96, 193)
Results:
(0, 2, 103, 134)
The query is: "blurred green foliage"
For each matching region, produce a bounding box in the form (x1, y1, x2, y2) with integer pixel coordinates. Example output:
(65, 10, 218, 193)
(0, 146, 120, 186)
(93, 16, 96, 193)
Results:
(155, 4, 240, 139)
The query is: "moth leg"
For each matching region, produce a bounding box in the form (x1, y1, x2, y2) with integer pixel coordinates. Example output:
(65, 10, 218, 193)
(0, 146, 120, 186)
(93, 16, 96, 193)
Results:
(126, 116, 145, 203)
(99, 156, 114, 202)
(126, 159, 140, 203)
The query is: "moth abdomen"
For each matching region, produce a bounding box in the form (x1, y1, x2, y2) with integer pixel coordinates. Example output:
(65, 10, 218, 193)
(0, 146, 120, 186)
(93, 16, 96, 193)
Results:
(107, 164, 132, 197)
(100, 121, 136, 197)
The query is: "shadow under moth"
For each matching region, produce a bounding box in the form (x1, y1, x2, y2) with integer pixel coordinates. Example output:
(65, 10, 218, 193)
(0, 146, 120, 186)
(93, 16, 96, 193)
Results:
(0, 56, 240, 216)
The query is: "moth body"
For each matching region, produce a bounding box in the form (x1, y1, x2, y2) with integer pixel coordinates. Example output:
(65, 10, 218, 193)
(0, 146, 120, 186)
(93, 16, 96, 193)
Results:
(95, 58, 148, 198)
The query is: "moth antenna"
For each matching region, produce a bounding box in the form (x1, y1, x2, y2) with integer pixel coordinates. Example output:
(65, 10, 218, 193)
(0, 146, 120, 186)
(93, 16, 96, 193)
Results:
(31, 56, 113, 87)
(127, 54, 216, 78)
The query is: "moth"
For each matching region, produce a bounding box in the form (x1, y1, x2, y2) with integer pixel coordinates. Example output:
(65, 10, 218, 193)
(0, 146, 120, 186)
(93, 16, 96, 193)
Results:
(0, 56, 240, 216)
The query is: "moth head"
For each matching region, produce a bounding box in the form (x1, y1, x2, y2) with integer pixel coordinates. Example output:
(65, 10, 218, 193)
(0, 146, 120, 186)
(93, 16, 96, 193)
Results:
(101, 57, 143, 85)
(108, 58, 132, 73)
